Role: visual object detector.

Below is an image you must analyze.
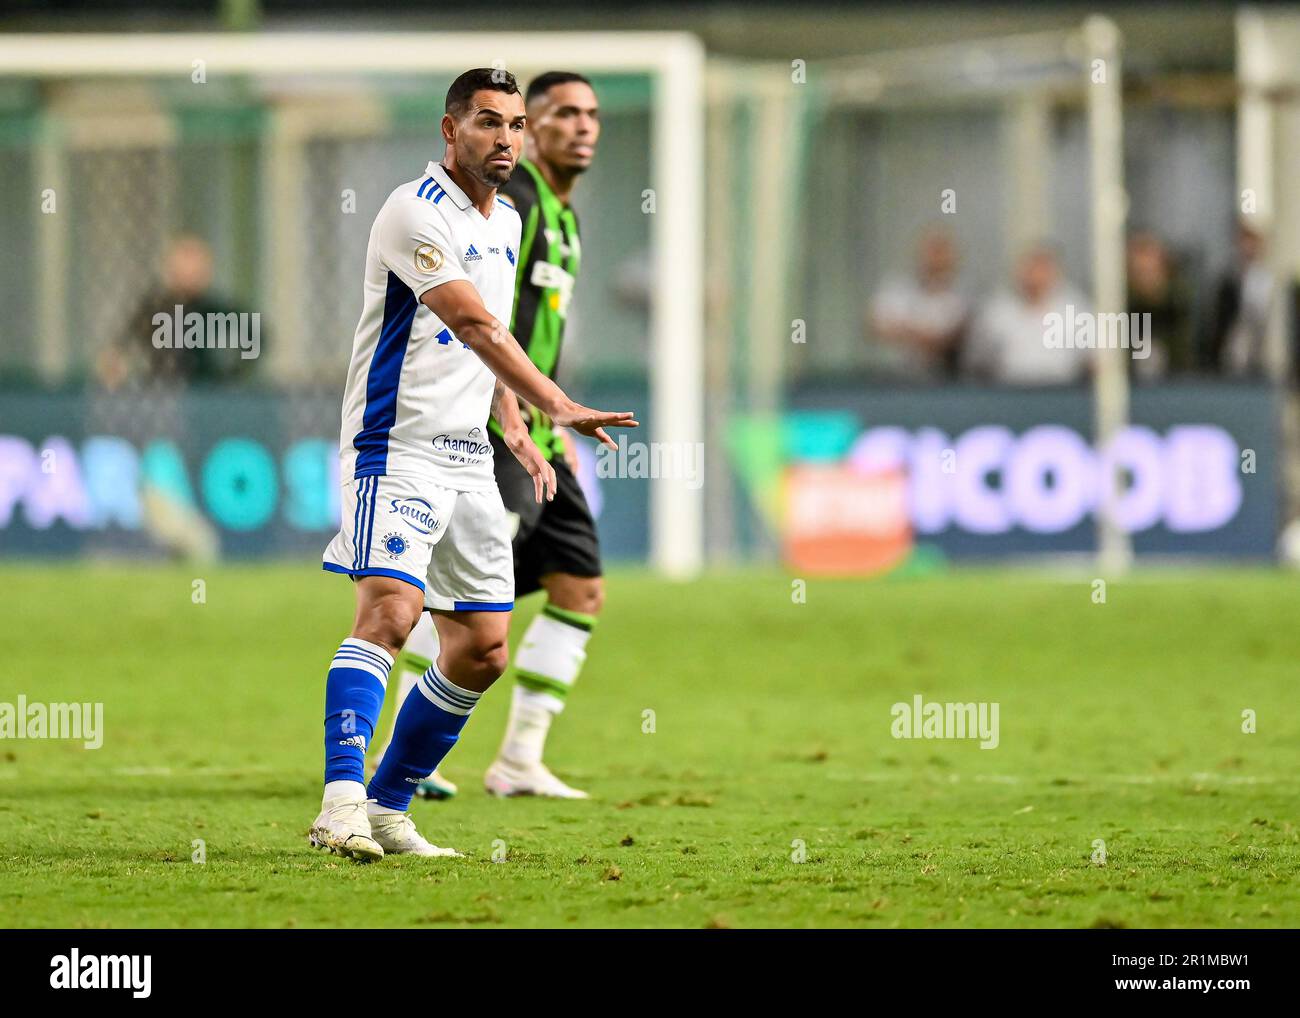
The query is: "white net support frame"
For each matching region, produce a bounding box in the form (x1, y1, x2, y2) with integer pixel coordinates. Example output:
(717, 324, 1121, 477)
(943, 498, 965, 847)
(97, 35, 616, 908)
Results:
(0, 31, 707, 579)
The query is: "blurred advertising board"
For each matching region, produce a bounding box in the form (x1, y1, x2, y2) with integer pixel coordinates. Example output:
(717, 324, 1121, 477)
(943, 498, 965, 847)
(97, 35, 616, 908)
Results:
(0, 382, 1280, 563)
(731, 381, 1279, 564)
(0, 387, 645, 562)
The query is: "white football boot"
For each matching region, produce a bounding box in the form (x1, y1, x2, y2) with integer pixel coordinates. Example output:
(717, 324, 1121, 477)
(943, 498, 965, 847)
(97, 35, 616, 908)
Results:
(368, 811, 462, 857)
(309, 796, 384, 862)
(484, 758, 590, 799)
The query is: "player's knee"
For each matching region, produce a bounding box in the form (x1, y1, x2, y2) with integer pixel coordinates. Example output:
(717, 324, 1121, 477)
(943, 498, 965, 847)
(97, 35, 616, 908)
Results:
(481, 638, 511, 680)
(467, 636, 510, 684)
(355, 593, 421, 655)
(548, 575, 604, 617)
(575, 578, 604, 616)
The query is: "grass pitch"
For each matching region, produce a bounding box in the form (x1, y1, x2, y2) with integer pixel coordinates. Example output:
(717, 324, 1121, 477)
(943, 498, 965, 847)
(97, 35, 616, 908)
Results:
(1, 563, 1298, 928)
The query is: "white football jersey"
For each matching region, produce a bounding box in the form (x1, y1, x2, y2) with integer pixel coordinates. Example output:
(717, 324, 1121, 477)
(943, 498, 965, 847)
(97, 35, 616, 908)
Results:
(338, 160, 522, 491)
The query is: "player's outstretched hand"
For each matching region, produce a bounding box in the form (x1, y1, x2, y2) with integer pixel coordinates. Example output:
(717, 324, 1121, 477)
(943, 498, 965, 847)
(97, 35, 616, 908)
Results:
(552, 403, 638, 452)
(504, 428, 557, 503)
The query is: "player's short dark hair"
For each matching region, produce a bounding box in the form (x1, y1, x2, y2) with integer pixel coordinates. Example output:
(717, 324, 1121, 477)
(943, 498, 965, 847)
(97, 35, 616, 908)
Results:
(445, 68, 520, 118)
(525, 71, 593, 105)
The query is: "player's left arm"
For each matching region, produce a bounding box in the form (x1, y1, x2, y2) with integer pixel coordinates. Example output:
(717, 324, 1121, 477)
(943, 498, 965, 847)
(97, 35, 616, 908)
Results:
(492, 379, 556, 503)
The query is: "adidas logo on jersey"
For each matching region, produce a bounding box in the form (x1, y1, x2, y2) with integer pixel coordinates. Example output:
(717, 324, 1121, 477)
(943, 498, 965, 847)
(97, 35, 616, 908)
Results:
(465, 244, 482, 262)
(337, 734, 367, 750)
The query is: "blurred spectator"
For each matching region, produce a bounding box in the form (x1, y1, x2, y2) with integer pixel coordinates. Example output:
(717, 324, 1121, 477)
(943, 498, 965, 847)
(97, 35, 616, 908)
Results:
(97, 234, 258, 390)
(1126, 230, 1194, 380)
(867, 228, 969, 382)
(962, 244, 1092, 386)
(1205, 222, 1277, 379)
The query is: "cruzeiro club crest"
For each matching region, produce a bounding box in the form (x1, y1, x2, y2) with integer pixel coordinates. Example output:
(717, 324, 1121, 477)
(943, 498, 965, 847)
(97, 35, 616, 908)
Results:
(382, 532, 408, 557)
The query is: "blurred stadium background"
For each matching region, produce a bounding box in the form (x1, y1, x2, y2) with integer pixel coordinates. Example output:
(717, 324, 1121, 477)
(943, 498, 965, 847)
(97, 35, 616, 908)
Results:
(9, 2, 1300, 935)
(1, 0, 1298, 579)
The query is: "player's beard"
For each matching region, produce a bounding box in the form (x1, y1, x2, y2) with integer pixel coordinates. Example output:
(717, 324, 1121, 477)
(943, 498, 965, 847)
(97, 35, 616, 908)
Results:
(473, 151, 515, 188)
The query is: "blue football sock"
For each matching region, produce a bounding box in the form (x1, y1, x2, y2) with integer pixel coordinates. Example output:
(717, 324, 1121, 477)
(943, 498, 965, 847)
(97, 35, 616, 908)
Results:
(323, 637, 393, 786)
(368, 661, 481, 811)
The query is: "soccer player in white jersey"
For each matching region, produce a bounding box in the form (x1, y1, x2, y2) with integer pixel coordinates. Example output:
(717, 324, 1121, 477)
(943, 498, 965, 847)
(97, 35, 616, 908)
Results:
(310, 68, 636, 861)
(373, 72, 606, 801)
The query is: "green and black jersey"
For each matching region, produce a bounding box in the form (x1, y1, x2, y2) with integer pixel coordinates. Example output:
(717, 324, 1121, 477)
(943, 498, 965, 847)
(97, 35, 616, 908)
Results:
(491, 157, 582, 460)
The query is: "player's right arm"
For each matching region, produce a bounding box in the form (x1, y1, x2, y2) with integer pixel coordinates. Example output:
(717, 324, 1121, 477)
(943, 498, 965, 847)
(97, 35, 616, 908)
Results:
(419, 280, 636, 450)
(379, 195, 635, 449)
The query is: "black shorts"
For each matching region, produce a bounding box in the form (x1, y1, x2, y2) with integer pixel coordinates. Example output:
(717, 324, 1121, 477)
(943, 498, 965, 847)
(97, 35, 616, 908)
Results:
(491, 431, 602, 598)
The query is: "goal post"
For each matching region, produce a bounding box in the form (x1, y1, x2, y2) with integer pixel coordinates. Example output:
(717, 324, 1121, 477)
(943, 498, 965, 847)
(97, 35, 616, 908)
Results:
(1083, 16, 1132, 577)
(0, 31, 706, 578)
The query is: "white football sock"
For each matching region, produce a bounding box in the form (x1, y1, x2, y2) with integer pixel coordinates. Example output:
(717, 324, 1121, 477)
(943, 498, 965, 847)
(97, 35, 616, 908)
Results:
(499, 609, 593, 766)
(322, 779, 367, 806)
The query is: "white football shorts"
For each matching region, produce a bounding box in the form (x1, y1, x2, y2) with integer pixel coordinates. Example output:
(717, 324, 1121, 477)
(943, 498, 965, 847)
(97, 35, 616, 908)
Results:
(323, 474, 514, 612)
